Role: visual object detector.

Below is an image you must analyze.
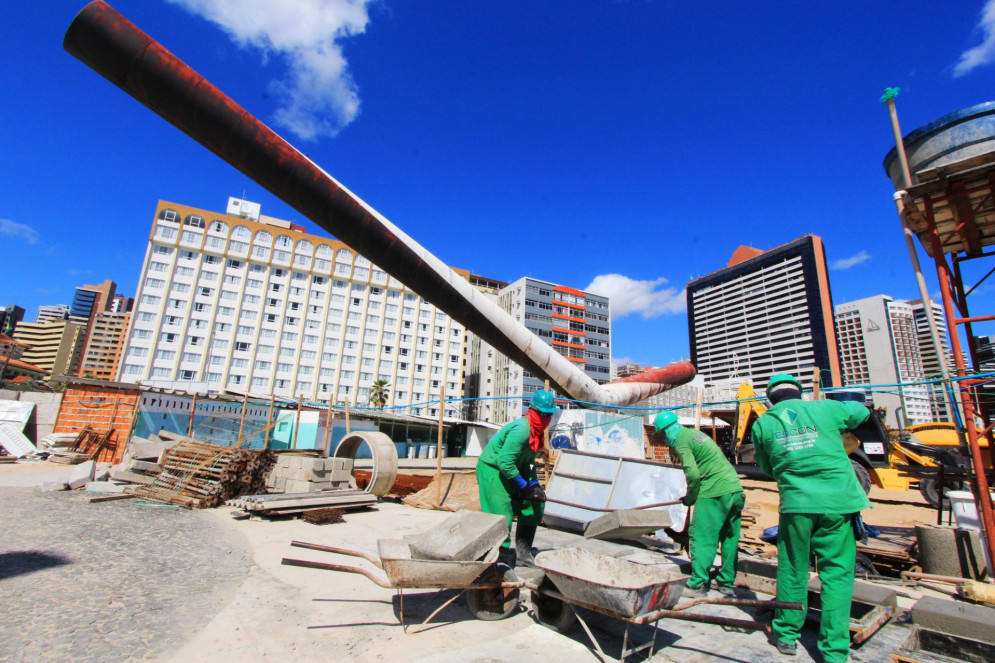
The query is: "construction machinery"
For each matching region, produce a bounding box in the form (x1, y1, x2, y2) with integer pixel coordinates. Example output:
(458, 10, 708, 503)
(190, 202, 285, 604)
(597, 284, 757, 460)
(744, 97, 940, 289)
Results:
(729, 382, 973, 507)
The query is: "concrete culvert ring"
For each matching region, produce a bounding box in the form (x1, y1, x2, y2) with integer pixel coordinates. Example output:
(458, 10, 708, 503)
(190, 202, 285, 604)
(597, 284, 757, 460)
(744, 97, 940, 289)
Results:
(334, 431, 398, 497)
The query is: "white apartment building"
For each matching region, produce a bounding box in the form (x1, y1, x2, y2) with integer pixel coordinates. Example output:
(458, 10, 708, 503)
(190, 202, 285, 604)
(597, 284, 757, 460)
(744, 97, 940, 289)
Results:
(834, 295, 933, 427)
(36, 305, 71, 324)
(489, 277, 611, 424)
(118, 198, 467, 417)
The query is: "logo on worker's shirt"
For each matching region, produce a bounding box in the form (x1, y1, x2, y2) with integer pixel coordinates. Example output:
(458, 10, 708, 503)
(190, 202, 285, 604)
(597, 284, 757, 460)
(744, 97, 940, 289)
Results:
(779, 409, 798, 426)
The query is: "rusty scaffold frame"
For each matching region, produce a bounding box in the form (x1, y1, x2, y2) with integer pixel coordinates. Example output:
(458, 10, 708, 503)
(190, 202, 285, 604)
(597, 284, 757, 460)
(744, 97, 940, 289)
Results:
(884, 94, 995, 569)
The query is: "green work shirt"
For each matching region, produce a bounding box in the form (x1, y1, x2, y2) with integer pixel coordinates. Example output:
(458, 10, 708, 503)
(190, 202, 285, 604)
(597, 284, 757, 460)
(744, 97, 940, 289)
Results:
(478, 418, 538, 482)
(670, 427, 742, 505)
(751, 399, 871, 514)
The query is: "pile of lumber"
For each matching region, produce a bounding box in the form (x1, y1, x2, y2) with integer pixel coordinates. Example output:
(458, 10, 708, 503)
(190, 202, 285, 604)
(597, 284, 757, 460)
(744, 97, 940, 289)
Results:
(738, 508, 773, 553)
(226, 489, 377, 516)
(129, 441, 275, 509)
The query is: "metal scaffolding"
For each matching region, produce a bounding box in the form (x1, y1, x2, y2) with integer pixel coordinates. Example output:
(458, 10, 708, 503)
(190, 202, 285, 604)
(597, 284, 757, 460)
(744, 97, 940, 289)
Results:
(884, 96, 995, 570)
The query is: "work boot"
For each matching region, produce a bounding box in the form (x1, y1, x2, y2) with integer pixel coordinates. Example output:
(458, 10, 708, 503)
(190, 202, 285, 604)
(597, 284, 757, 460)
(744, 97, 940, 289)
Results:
(682, 584, 709, 599)
(767, 632, 797, 657)
(515, 524, 538, 568)
(716, 584, 738, 597)
(496, 546, 517, 570)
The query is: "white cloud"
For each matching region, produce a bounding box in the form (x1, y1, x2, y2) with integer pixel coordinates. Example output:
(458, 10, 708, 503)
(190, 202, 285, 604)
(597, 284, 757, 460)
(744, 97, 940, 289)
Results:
(168, 0, 374, 140)
(830, 250, 871, 270)
(954, 0, 995, 77)
(0, 218, 39, 244)
(585, 274, 686, 319)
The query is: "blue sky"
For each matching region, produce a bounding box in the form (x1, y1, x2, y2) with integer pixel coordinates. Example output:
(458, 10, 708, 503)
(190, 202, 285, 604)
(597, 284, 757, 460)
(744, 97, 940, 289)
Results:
(2, 1, 995, 369)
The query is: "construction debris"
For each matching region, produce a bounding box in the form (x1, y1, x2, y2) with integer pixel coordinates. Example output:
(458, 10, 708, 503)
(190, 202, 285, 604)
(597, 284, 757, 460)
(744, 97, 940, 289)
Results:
(48, 426, 117, 464)
(302, 507, 346, 525)
(128, 440, 275, 509)
(67, 460, 96, 489)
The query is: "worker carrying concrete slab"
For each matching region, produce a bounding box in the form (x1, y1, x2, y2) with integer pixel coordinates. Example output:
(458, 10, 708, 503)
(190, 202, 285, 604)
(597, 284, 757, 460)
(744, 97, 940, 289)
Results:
(476, 389, 557, 568)
(654, 410, 744, 598)
(751, 373, 871, 661)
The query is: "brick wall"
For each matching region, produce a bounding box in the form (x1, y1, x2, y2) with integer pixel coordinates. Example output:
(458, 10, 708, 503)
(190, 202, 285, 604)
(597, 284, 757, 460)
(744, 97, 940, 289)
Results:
(54, 384, 140, 463)
(648, 438, 673, 463)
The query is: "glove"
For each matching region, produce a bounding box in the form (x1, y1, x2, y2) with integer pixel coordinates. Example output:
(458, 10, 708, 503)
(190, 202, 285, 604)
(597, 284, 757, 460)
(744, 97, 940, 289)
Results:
(519, 480, 546, 503)
(681, 495, 694, 507)
(511, 475, 528, 491)
(852, 513, 868, 543)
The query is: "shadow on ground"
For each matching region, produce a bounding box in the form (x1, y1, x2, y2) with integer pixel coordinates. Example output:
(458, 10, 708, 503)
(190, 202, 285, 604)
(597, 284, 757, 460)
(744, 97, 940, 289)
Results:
(0, 550, 72, 580)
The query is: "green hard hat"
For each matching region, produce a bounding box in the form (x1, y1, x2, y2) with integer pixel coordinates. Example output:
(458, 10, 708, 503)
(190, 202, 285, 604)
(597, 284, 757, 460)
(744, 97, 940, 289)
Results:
(767, 373, 803, 393)
(530, 389, 558, 414)
(653, 411, 679, 435)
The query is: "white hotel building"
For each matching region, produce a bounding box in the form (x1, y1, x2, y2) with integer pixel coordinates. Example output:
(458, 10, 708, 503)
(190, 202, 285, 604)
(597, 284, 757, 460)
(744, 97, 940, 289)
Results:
(118, 198, 467, 416)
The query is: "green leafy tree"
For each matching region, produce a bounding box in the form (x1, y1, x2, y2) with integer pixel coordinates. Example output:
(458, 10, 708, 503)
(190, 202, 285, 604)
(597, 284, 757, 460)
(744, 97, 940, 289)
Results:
(369, 379, 390, 410)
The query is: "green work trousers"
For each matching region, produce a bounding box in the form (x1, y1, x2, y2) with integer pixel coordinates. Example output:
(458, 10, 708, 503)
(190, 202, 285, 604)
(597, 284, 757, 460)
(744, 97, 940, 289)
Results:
(476, 461, 544, 548)
(774, 512, 856, 663)
(687, 491, 745, 589)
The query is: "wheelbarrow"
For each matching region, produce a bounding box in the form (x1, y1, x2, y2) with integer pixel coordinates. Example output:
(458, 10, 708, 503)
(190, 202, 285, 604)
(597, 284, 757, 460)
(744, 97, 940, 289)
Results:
(282, 539, 523, 632)
(529, 547, 803, 662)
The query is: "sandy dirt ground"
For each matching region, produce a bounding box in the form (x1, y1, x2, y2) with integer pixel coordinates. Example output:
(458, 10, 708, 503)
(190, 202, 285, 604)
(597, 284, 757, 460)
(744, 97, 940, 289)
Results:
(742, 478, 937, 532)
(0, 459, 948, 662)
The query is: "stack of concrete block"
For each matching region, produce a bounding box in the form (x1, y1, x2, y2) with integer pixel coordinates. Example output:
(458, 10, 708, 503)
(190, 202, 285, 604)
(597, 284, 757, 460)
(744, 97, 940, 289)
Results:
(264, 455, 355, 494)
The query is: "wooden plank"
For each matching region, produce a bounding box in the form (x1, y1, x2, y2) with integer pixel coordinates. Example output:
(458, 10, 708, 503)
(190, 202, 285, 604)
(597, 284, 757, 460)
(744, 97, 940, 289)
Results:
(85, 493, 138, 503)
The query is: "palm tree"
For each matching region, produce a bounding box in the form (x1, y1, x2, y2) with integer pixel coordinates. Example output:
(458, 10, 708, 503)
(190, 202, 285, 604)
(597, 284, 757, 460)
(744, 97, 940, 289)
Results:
(369, 379, 390, 410)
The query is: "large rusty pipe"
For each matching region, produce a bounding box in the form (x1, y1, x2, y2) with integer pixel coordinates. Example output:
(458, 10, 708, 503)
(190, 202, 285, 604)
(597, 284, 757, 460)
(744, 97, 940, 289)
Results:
(63, 1, 695, 407)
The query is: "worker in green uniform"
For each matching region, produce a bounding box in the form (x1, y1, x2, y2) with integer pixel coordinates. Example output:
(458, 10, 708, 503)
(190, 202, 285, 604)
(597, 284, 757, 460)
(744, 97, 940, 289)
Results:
(477, 389, 558, 567)
(751, 374, 870, 661)
(654, 411, 744, 597)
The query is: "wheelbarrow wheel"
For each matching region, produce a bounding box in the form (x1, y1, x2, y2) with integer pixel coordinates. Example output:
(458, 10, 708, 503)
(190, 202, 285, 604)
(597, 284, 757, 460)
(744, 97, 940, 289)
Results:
(467, 565, 520, 621)
(531, 572, 576, 633)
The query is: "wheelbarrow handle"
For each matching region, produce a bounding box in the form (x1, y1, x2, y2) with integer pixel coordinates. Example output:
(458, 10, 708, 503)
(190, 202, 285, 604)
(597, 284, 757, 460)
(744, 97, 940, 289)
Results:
(290, 540, 383, 569)
(673, 597, 805, 611)
(281, 557, 394, 589)
(633, 609, 772, 631)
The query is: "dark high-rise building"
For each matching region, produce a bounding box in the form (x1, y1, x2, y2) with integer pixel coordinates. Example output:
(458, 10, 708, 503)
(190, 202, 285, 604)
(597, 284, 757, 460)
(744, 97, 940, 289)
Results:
(0, 305, 25, 335)
(687, 235, 841, 393)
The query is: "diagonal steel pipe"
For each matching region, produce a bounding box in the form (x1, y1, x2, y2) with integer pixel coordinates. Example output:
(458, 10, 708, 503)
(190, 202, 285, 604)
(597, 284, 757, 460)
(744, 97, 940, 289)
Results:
(63, 1, 695, 407)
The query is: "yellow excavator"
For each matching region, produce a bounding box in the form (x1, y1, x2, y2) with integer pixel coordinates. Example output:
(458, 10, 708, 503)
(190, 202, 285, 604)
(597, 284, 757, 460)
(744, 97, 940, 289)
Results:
(730, 382, 976, 507)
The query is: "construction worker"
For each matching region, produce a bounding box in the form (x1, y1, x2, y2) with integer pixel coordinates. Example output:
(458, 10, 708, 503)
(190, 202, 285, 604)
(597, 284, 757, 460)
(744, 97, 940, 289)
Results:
(654, 411, 744, 597)
(476, 389, 557, 567)
(751, 374, 870, 661)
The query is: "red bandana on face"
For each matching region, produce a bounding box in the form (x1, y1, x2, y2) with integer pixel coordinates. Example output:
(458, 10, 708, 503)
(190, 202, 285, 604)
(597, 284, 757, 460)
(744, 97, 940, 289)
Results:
(525, 408, 552, 452)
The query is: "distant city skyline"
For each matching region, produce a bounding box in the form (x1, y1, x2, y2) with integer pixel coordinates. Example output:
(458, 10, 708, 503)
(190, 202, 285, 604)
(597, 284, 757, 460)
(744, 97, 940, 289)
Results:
(4, 2, 995, 368)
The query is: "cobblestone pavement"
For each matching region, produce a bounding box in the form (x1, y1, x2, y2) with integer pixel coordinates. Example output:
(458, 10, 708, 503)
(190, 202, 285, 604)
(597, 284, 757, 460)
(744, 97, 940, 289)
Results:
(0, 487, 253, 663)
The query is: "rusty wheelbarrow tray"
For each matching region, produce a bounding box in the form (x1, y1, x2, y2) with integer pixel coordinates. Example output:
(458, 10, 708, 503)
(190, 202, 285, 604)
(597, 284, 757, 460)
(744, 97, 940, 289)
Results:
(531, 548, 803, 662)
(282, 539, 522, 632)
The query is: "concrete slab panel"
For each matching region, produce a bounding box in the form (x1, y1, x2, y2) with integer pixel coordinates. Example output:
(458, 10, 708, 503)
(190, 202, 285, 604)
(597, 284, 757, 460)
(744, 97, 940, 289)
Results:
(0, 423, 37, 457)
(67, 460, 96, 489)
(408, 511, 508, 561)
(911, 595, 995, 644)
(584, 508, 673, 540)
